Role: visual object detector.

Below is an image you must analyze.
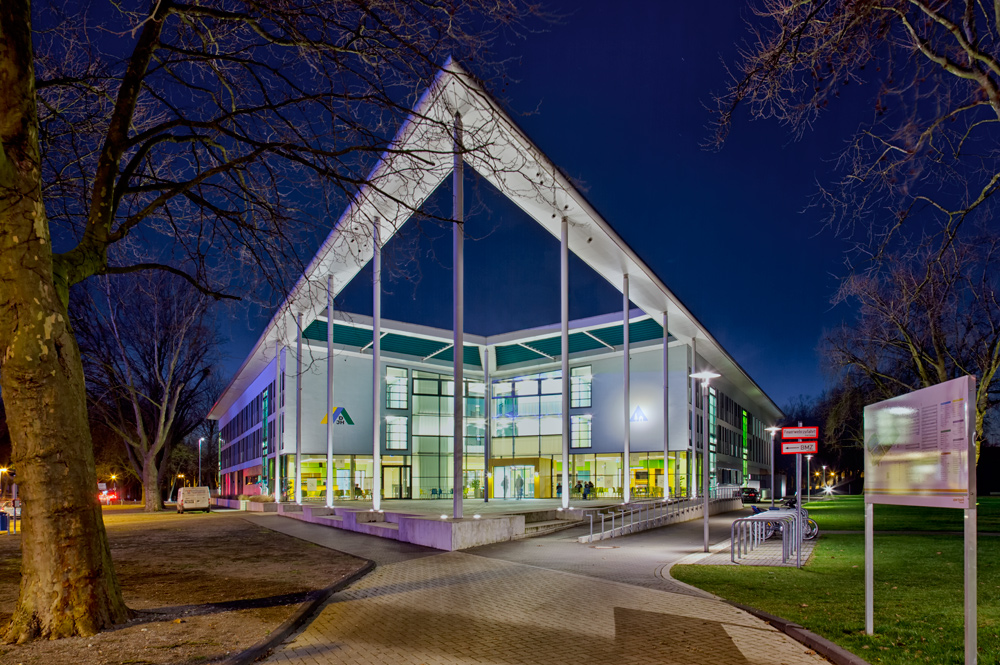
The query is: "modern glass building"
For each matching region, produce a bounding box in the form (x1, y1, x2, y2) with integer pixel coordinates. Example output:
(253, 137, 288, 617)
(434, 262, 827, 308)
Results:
(208, 60, 783, 506)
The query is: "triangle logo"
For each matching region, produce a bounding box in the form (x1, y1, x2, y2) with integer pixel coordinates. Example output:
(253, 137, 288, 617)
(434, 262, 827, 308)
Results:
(321, 407, 355, 425)
(630, 406, 648, 423)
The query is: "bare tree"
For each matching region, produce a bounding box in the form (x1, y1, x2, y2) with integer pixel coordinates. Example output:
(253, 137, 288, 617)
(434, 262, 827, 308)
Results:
(823, 230, 1000, 459)
(75, 273, 218, 512)
(0, 0, 538, 642)
(714, 0, 1000, 246)
(716, 1, 1000, 459)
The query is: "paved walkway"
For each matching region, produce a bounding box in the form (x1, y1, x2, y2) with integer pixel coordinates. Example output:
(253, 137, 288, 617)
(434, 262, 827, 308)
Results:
(246, 513, 829, 665)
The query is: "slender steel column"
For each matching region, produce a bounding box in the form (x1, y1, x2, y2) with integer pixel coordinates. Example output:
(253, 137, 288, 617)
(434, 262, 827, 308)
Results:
(274, 341, 282, 502)
(702, 378, 711, 551)
(295, 313, 303, 504)
(373, 220, 382, 511)
(662, 311, 669, 498)
(560, 217, 570, 509)
(326, 275, 335, 508)
(689, 338, 698, 499)
(484, 348, 491, 504)
(453, 112, 465, 519)
(623, 274, 630, 504)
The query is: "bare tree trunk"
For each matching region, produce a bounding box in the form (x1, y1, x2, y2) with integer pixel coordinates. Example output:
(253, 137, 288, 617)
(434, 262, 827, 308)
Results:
(0, 0, 130, 641)
(143, 453, 163, 512)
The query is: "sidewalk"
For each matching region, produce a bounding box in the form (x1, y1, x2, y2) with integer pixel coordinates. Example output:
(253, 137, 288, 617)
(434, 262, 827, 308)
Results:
(248, 512, 830, 665)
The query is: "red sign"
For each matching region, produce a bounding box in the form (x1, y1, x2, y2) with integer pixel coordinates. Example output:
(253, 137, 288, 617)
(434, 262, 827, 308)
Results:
(782, 440, 818, 454)
(782, 426, 818, 439)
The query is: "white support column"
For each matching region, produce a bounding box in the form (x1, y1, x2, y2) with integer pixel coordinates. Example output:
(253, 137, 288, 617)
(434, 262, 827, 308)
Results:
(372, 220, 382, 511)
(295, 313, 303, 504)
(623, 274, 630, 505)
(274, 341, 282, 502)
(484, 348, 491, 504)
(690, 338, 698, 499)
(560, 217, 570, 510)
(453, 112, 465, 520)
(662, 311, 669, 498)
(326, 275, 334, 508)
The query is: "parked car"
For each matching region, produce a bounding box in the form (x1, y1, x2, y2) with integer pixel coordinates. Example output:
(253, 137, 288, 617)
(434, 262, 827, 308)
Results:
(740, 487, 760, 503)
(98, 491, 117, 505)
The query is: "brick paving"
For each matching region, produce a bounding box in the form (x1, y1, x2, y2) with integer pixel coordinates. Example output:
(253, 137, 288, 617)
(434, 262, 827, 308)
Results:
(252, 513, 830, 665)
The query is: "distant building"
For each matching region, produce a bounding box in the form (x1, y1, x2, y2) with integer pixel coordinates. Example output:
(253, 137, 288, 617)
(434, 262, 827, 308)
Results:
(207, 61, 782, 503)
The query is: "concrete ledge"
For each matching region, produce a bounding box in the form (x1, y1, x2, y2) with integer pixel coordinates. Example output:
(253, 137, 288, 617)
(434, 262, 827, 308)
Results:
(398, 514, 524, 550)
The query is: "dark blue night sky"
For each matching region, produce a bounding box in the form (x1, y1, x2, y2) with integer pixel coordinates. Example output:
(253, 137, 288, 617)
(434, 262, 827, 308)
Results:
(222, 1, 868, 410)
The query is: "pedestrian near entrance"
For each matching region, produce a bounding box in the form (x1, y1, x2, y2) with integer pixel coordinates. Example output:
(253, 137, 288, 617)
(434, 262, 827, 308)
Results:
(574, 480, 583, 497)
(556, 481, 562, 497)
(501, 476, 508, 499)
(514, 475, 523, 500)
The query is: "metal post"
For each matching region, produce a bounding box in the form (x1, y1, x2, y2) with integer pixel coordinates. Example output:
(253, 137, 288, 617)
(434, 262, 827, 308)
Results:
(198, 438, 202, 486)
(806, 454, 812, 504)
(623, 274, 630, 504)
(865, 501, 874, 633)
(702, 380, 710, 552)
(484, 348, 491, 504)
(689, 339, 697, 499)
(373, 220, 382, 511)
(662, 311, 669, 499)
(769, 429, 776, 508)
(274, 342, 282, 502)
(326, 275, 335, 508)
(795, 453, 802, 568)
(561, 217, 570, 510)
(295, 312, 303, 504)
(965, 504, 977, 664)
(452, 112, 464, 520)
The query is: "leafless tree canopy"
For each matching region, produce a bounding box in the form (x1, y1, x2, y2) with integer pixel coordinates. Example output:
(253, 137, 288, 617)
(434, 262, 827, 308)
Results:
(36, 0, 540, 304)
(714, 0, 1000, 246)
(73, 273, 219, 510)
(823, 228, 1000, 455)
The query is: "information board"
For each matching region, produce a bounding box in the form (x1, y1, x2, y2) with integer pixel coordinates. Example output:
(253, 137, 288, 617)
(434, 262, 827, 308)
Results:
(863, 375, 976, 509)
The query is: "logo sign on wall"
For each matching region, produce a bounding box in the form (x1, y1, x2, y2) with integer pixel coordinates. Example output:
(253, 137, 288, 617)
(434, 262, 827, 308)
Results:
(320, 407, 354, 426)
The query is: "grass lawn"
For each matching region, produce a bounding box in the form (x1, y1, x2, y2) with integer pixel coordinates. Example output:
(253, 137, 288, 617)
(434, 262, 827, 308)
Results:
(673, 496, 1000, 664)
(801, 495, 1000, 532)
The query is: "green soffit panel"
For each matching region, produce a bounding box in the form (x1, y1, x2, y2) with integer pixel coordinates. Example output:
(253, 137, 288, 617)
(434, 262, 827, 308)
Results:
(303, 320, 374, 349)
(435, 345, 483, 367)
(381, 334, 449, 358)
(495, 344, 546, 366)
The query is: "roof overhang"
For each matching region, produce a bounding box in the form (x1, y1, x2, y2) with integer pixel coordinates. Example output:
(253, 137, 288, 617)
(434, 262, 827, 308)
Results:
(208, 59, 782, 423)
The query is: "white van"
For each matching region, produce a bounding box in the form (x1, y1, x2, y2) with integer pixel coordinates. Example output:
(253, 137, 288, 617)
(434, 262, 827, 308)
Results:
(176, 486, 211, 513)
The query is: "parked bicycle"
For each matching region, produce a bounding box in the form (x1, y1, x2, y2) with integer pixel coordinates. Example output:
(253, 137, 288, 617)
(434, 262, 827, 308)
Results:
(750, 498, 819, 540)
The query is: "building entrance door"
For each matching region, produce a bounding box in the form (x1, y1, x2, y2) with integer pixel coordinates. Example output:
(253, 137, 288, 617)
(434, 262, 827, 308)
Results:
(382, 465, 411, 499)
(493, 465, 534, 500)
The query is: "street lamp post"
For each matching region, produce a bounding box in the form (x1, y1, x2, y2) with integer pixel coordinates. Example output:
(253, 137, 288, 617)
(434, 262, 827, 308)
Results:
(765, 426, 780, 508)
(198, 437, 204, 487)
(0, 468, 6, 501)
(690, 370, 720, 553)
(111, 474, 117, 504)
(805, 455, 813, 504)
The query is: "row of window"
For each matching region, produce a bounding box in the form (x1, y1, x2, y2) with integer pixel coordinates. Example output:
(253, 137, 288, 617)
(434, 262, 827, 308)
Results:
(220, 381, 276, 449)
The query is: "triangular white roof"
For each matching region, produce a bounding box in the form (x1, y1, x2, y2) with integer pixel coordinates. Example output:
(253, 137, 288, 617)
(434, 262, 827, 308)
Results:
(209, 59, 782, 421)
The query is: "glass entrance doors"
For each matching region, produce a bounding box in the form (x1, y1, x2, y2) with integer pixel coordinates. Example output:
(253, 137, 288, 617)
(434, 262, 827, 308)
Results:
(382, 465, 411, 499)
(493, 465, 534, 499)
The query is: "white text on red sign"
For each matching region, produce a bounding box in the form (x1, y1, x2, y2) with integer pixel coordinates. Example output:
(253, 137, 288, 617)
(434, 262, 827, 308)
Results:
(782, 441, 818, 454)
(782, 426, 818, 439)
